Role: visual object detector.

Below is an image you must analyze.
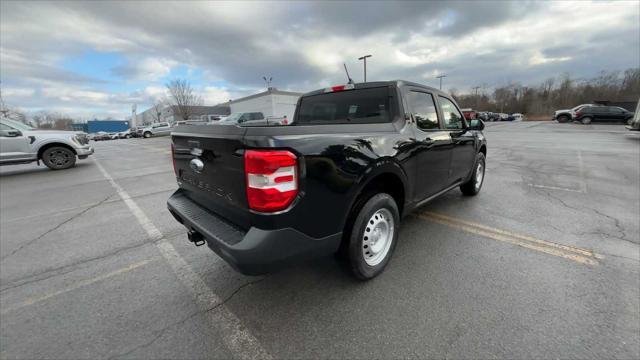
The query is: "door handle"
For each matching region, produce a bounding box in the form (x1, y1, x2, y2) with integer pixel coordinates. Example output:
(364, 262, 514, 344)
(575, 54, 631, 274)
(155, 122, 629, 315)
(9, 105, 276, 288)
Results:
(423, 138, 435, 145)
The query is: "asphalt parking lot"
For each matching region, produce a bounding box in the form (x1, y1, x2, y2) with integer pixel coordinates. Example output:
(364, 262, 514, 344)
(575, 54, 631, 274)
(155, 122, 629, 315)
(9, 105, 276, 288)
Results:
(1, 121, 639, 359)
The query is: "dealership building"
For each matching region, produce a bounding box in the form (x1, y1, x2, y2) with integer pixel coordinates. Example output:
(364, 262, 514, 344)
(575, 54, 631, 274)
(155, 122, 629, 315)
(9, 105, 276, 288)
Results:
(135, 88, 302, 126)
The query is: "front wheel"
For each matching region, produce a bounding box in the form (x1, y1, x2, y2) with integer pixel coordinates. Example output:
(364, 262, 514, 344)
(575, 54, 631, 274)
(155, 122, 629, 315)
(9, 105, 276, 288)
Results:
(581, 116, 592, 125)
(143, 132, 152, 138)
(347, 193, 400, 280)
(557, 115, 569, 123)
(42, 146, 76, 170)
(460, 152, 485, 196)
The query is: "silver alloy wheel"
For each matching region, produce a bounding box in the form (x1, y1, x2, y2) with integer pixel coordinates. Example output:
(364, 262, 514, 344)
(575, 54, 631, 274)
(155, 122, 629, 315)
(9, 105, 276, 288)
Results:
(475, 160, 484, 190)
(362, 208, 394, 266)
(48, 149, 72, 167)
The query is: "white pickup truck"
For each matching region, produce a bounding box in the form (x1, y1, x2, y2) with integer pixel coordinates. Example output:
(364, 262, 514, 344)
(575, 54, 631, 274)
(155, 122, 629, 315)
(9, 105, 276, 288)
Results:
(0, 117, 94, 170)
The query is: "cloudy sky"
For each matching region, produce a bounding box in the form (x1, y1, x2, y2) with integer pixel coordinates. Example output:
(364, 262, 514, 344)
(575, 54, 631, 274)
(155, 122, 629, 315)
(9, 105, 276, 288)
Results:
(1, 0, 638, 119)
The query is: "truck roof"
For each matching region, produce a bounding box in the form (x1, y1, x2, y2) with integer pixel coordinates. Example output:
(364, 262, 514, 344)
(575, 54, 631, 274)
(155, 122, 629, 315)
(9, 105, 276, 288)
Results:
(301, 80, 448, 97)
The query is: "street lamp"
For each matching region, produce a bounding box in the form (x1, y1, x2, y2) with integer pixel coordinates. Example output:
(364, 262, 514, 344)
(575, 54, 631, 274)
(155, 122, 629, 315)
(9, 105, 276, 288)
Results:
(262, 76, 273, 89)
(436, 74, 447, 90)
(358, 55, 372, 82)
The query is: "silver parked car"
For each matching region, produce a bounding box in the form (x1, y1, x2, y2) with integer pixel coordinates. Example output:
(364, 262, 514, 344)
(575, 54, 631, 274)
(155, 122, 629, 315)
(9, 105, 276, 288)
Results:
(0, 117, 94, 170)
(137, 122, 173, 138)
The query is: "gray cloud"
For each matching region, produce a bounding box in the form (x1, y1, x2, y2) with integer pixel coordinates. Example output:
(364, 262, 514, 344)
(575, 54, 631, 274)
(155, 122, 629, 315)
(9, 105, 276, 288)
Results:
(1, 0, 638, 118)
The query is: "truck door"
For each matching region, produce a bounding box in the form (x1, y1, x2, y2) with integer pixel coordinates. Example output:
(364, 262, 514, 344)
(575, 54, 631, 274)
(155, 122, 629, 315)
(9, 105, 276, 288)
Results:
(0, 123, 34, 163)
(437, 96, 476, 183)
(404, 89, 453, 202)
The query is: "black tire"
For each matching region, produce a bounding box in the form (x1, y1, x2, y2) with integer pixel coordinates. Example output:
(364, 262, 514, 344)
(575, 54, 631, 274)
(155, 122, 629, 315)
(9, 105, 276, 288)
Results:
(143, 131, 152, 138)
(42, 146, 76, 170)
(346, 193, 400, 280)
(557, 115, 569, 123)
(581, 116, 592, 125)
(460, 152, 485, 196)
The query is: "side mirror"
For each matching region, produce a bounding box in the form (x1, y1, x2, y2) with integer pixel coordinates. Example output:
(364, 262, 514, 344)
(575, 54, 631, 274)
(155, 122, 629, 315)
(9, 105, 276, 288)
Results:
(468, 119, 485, 131)
(1, 129, 22, 137)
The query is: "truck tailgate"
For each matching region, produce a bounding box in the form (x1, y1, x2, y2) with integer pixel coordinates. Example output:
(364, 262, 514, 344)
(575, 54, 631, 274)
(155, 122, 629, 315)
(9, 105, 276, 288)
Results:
(171, 125, 250, 228)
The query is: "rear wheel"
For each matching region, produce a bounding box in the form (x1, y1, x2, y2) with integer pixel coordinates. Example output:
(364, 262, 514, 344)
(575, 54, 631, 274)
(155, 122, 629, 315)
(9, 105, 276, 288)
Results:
(557, 115, 569, 123)
(346, 193, 399, 280)
(42, 146, 76, 170)
(581, 116, 593, 125)
(460, 152, 485, 196)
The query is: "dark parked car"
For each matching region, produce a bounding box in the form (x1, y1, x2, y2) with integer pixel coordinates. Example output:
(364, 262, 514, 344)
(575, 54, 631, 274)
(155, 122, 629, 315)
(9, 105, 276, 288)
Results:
(167, 81, 487, 280)
(574, 106, 634, 124)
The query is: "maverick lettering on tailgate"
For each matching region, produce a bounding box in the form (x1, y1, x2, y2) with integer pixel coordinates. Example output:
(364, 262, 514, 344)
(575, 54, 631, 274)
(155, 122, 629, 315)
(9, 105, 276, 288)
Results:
(181, 173, 234, 202)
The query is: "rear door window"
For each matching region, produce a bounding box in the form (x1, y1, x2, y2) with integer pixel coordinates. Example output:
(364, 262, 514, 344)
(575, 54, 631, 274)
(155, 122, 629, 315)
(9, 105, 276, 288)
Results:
(438, 96, 465, 130)
(406, 91, 439, 130)
(297, 87, 391, 124)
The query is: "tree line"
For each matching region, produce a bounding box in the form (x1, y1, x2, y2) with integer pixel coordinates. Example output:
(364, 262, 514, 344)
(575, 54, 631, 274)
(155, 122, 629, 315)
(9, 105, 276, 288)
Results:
(450, 68, 639, 116)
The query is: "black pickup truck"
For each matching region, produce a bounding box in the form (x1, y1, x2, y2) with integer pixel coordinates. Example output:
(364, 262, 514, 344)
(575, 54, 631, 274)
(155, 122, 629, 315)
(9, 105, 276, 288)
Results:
(167, 81, 487, 280)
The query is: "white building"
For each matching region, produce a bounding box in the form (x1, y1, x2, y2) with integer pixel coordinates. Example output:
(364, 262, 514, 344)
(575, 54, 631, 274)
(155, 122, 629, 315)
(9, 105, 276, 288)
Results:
(135, 105, 231, 125)
(228, 88, 302, 121)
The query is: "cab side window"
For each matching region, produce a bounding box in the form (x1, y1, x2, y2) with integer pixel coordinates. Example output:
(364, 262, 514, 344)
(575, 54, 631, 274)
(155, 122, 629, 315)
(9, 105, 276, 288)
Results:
(406, 91, 439, 130)
(439, 96, 465, 130)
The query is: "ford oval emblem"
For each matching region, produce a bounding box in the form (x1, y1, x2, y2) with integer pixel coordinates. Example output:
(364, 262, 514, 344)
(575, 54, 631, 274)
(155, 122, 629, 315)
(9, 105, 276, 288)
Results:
(189, 158, 204, 173)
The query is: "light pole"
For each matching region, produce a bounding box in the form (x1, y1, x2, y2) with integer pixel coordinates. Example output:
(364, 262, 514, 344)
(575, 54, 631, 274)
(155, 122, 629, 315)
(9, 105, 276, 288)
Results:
(262, 76, 273, 90)
(358, 55, 372, 82)
(472, 86, 481, 108)
(436, 74, 447, 90)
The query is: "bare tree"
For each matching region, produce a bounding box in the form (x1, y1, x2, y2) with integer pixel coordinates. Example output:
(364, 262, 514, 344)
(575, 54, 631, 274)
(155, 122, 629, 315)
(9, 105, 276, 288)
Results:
(0, 85, 26, 122)
(151, 98, 166, 123)
(165, 79, 202, 121)
(453, 67, 639, 116)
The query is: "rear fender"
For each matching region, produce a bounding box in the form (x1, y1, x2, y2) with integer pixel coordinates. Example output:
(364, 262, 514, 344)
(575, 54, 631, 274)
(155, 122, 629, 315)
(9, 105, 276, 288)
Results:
(341, 158, 409, 225)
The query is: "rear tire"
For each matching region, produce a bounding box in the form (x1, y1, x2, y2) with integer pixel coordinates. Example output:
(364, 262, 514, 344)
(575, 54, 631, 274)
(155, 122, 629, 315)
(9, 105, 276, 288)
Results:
(557, 115, 569, 123)
(460, 152, 485, 196)
(346, 193, 399, 280)
(42, 146, 76, 170)
(581, 116, 592, 125)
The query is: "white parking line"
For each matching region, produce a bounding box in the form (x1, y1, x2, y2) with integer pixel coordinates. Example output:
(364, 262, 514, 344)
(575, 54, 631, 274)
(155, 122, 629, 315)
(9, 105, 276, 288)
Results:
(93, 158, 271, 360)
(577, 150, 587, 193)
(1, 259, 156, 315)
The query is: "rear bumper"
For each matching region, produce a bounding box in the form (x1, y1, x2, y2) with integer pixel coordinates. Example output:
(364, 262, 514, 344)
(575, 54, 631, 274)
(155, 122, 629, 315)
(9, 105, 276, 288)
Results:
(167, 190, 342, 275)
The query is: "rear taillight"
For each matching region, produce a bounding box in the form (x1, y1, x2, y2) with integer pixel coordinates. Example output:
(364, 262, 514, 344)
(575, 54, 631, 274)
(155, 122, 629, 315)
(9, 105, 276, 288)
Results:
(245, 150, 298, 212)
(171, 143, 177, 176)
(575, 111, 582, 117)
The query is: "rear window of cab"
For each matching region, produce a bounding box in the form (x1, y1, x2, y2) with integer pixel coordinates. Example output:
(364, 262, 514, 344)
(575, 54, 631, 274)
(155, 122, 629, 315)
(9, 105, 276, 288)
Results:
(296, 87, 391, 124)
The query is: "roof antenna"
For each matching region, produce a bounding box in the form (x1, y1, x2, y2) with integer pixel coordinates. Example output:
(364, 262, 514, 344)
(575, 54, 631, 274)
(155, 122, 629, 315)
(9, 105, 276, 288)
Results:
(343, 63, 355, 85)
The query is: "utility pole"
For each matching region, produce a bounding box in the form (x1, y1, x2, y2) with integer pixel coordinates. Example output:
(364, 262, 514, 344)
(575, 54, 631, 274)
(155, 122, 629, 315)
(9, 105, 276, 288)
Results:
(472, 86, 481, 108)
(358, 55, 372, 82)
(436, 74, 447, 90)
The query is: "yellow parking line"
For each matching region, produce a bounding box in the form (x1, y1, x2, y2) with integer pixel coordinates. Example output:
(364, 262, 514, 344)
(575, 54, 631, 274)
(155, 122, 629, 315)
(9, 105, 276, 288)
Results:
(1, 258, 156, 315)
(416, 212, 600, 265)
